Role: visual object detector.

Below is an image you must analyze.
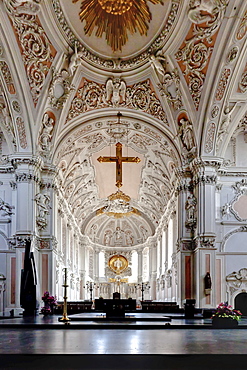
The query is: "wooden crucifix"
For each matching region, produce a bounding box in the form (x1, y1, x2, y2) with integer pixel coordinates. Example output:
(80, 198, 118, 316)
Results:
(97, 142, 141, 188)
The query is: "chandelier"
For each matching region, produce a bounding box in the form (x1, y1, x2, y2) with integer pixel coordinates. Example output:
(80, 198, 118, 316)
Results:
(106, 112, 129, 142)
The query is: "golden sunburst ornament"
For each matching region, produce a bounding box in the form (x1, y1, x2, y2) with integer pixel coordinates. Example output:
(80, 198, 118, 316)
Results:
(72, 0, 164, 51)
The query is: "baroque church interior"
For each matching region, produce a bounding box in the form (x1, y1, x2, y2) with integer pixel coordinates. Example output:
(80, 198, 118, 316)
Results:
(1, 0, 247, 317)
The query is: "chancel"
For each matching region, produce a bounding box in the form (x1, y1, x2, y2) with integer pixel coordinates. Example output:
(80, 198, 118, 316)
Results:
(1, 0, 247, 363)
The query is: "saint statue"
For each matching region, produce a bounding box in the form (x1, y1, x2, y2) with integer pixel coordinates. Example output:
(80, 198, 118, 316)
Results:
(204, 272, 212, 290)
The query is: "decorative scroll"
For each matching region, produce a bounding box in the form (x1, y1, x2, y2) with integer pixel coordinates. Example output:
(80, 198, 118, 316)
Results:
(176, 0, 228, 109)
(215, 68, 231, 101)
(8, 10, 56, 104)
(0, 61, 16, 94)
(67, 78, 167, 124)
(239, 68, 247, 93)
(16, 117, 27, 149)
(205, 122, 216, 153)
(236, 9, 247, 40)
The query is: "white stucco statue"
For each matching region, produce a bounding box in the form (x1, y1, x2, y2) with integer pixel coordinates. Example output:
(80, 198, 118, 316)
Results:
(188, 0, 216, 24)
(68, 48, 84, 76)
(105, 78, 126, 107)
(4, 0, 41, 15)
(149, 54, 167, 80)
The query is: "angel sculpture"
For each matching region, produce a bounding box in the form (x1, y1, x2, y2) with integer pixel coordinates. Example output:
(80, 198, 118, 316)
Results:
(149, 53, 167, 81)
(105, 78, 126, 107)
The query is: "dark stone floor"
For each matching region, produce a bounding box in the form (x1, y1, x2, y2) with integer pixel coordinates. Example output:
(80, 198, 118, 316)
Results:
(0, 313, 246, 369)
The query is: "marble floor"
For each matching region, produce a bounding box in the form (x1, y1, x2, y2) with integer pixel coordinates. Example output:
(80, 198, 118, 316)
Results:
(0, 314, 247, 369)
(0, 327, 247, 355)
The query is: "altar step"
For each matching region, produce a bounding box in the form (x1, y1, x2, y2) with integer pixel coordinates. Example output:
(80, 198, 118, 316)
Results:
(1, 314, 247, 329)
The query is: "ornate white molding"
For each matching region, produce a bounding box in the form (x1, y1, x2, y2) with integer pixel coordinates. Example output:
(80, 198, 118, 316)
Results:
(221, 225, 247, 252)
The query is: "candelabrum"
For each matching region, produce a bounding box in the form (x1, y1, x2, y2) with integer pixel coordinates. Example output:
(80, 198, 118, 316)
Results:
(138, 282, 150, 302)
(60, 267, 70, 324)
(84, 281, 99, 301)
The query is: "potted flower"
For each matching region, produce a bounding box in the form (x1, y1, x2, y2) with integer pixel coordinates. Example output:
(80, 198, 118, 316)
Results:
(40, 291, 57, 316)
(212, 302, 242, 328)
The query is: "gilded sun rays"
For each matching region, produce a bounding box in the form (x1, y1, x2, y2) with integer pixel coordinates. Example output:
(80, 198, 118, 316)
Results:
(72, 0, 164, 51)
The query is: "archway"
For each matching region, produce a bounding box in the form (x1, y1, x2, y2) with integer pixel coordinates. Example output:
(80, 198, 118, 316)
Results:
(235, 292, 247, 316)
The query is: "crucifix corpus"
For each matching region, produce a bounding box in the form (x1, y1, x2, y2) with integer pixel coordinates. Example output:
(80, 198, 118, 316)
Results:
(97, 142, 141, 188)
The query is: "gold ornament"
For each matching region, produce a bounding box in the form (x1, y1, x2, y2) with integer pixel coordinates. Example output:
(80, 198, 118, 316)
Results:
(72, 0, 164, 51)
(108, 254, 128, 274)
(96, 189, 140, 218)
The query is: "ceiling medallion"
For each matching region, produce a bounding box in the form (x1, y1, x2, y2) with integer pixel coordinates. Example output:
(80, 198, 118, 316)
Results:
(72, 0, 164, 51)
(96, 189, 140, 218)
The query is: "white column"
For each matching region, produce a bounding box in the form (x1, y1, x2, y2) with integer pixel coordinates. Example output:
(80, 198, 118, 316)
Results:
(192, 159, 219, 308)
(150, 241, 157, 300)
(79, 241, 86, 300)
(137, 249, 143, 283)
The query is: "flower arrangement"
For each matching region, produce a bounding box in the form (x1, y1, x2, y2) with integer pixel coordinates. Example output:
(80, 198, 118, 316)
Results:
(40, 291, 57, 315)
(212, 302, 242, 321)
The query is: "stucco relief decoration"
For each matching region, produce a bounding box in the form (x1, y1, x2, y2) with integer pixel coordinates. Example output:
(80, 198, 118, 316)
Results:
(0, 100, 16, 148)
(38, 239, 50, 250)
(49, 67, 74, 109)
(185, 193, 197, 229)
(71, 0, 164, 52)
(195, 235, 215, 249)
(236, 9, 247, 41)
(5, 0, 56, 104)
(176, 117, 196, 160)
(34, 192, 51, 230)
(152, 52, 182, 110)
(211, 105, 219, 118)
(16, 117, 27, 149)
(12, 100, 21, 113)
(4, 0, 41, 14)
(105, 251, 132, 277)
(0, 198, 14, 216)
(38, 112, 55, 156)
(226, 269, 247, 295)
(228, 180, 247, 221)
(0, 42, 3, 57)
(204, 121, 215, 153)
(226, 47, 238, 64)
(221, 226, 247, 252)
(238, 69, 247, 93)
(0, 61, 16, 94)
(67, 78, 167, 124)
(215, 68, 231, 101)
(97, 190, 140, 219)
(105, 78, 126, 107)
(175, 0, 228, 109)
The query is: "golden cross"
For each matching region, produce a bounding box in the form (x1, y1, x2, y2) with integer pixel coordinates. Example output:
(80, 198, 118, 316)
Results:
(97, 142, 141, 188)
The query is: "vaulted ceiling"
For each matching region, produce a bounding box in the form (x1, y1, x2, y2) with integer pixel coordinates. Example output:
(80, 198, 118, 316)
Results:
(0, 0, 247, 248)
